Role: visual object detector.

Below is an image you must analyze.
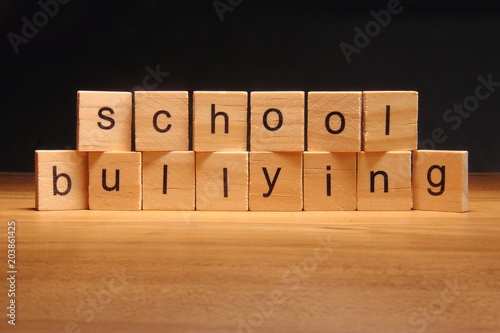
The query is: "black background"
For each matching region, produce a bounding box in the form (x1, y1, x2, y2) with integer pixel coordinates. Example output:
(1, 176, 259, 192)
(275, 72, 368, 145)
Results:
(1, 0, 499, 172)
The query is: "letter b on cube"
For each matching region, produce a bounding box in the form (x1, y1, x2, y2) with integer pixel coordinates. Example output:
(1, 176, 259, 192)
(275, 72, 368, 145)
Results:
(35, 150, 88, 210)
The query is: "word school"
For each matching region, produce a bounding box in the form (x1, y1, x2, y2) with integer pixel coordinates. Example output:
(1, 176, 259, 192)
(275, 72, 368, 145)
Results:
(35, 91, 468, 212)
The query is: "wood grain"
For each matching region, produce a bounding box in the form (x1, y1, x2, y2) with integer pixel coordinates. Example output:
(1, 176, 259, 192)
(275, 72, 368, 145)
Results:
(249, 152, 303, 211)
(250, 92, 305, 152)
(143, 151, 195, 211)
(135, 91, 190, 152)
(303, 152, 357, 211)
(307, 91, 362, 152)
(362, 91, 418, 152)
(35, 150, 88, 210)
(77, 91, 132, 152)
(357, 151, 412, 211)
(196, 152, 249, 211)
(413, 150, 469, 212)
(193, 91, 248, 152)
(1, 172, 500, 333)
(88, 152, 142, 211)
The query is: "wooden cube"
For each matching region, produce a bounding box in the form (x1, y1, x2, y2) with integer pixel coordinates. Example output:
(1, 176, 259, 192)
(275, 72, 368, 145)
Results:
(413, 150, 468, 212)
(362, 91, 418, 151)
(135, 91, 189, 151)
(196, 152, 248, 211)
(142, 151, 195, 211)
(77, 91, 132, 151)
(249, 152, 303, 211)
(88, 152, 142, 210)
(35, 150, 88, 210)
(357, 151, 412, 211)
(303, 152, 357, 211)
(250, 92, 304, 151)
(193, 91, 248, 151)
(307, 92, 362, 152)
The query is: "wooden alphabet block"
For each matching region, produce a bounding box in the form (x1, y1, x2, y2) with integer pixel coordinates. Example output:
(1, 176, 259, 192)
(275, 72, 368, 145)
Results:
(303, 152, 357, 211)
(362, 91, 418, 151)
(249, 152, 303, 211)
(195, 152, 248, 211)
(77, 91, 132, 151)
(142, 151, 195, 210)
(413, 150, 468, 212)
(357, 151, 412, 211)
(307, 92, 362, 152)
(35, 150, 88, 210)
(193, 91, 248, 151)
(135, 91, 189, 151)
(88, 152, 142, 210)
(250, 92, 304, 151)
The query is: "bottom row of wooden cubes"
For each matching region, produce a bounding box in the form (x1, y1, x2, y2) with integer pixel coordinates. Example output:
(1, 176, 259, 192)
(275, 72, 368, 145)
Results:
(35, 150, 468, 212)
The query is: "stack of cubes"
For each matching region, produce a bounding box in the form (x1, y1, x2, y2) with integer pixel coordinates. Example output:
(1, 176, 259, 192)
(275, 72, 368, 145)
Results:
(35, 91, 468, 212)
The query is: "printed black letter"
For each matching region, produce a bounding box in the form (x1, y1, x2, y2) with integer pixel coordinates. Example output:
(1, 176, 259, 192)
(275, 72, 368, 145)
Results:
(153, 110, 172, 133)
(427, 165, 445, 196)
(262, 167, 281, 197)
(370, 170, 388, 193)
(102, 169, 120, 191)
(52, 166, 71, 196)
(97, 107, 115, 130)
(211, 104, 229, 134)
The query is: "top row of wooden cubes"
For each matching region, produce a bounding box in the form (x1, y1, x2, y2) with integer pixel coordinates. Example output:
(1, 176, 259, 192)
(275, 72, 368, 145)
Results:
(77, 90, 418, 152)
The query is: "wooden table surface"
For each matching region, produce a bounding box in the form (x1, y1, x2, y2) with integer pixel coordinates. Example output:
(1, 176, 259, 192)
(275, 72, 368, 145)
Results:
(1, 172, 499, 333)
